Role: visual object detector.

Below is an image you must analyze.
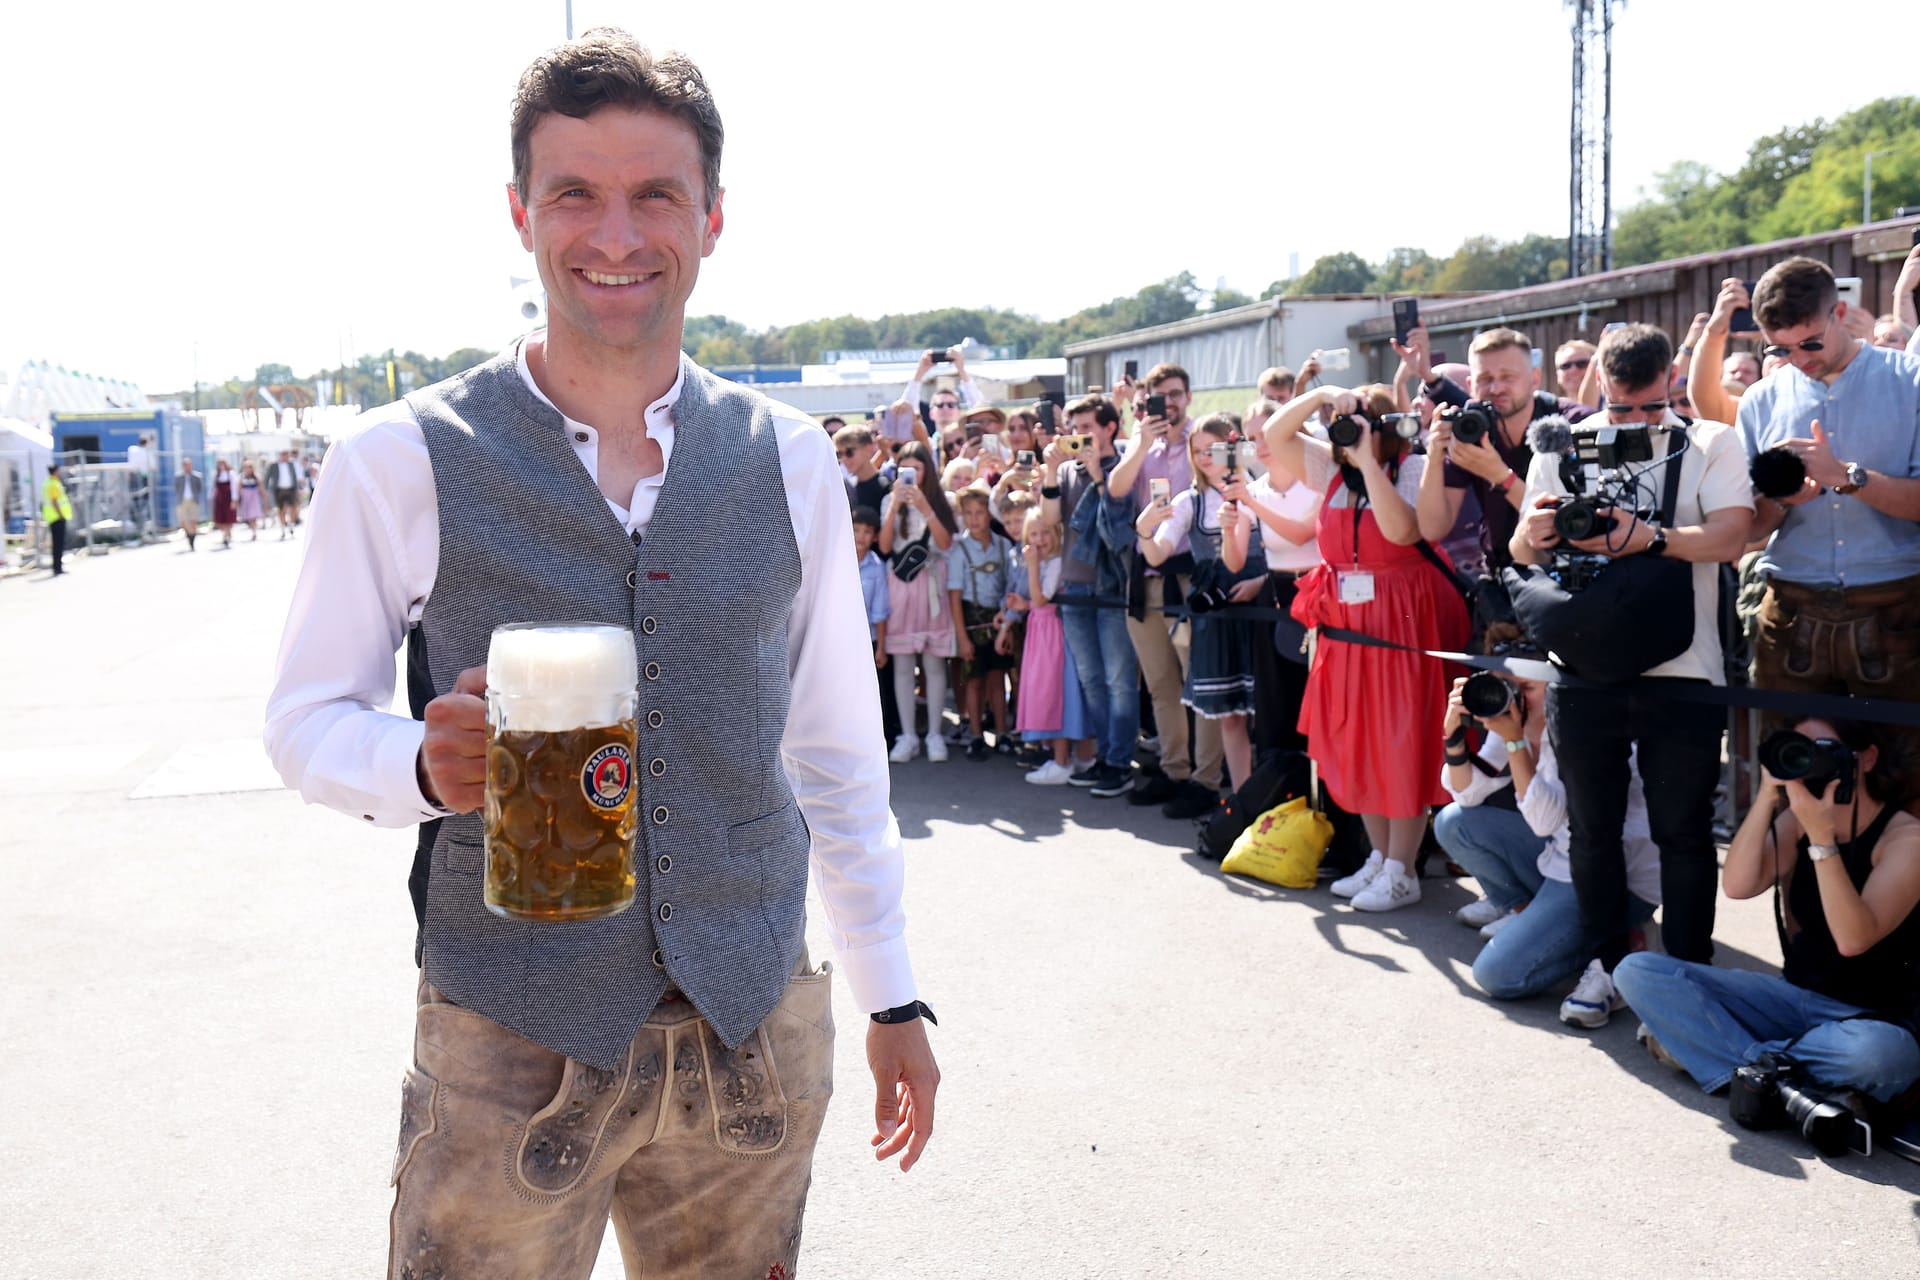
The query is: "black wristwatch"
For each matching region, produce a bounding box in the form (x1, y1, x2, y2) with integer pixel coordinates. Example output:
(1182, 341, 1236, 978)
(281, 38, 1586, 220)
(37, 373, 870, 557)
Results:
(871, 1000, 938, 1026)
(1644, 529, 1669, 556)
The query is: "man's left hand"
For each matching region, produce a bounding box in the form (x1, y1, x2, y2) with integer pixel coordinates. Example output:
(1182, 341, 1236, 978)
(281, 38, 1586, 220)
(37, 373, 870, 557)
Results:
(1778, 419, 1848, 489)
(868, 1019, 939, 1172)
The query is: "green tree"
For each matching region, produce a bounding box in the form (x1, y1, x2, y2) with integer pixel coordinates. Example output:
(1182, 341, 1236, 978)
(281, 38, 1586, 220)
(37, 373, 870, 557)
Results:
(253, 362, 295, 386)
(1283, 252, 1372, 296)
(1208, 286, 1256, 310)
(1368, 247, 1442, 294)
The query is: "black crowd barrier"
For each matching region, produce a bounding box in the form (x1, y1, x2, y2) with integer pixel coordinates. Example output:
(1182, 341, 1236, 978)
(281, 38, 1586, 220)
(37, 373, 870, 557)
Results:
(1063, 593, 1920, 731)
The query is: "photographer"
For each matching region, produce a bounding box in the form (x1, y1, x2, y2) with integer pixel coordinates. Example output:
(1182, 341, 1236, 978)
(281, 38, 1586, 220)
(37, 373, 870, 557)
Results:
(1739, 256, 1920, 705)
(1407, 326, 1593, 576)
(1267, 383, 1470, 913)
(1437, 661, 1660, 1009)
(1509, 323, 1753, 1016)
(1615, 718, 1920, 1108)
(1105, 362, 1226, 819)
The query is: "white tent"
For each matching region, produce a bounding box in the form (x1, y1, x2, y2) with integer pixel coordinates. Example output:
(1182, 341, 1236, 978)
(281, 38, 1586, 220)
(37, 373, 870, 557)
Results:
(1, 416, 54, 532)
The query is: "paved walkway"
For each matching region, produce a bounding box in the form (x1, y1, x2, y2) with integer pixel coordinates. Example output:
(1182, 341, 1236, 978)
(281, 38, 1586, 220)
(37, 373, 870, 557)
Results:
(3, 530, 1917, 1278)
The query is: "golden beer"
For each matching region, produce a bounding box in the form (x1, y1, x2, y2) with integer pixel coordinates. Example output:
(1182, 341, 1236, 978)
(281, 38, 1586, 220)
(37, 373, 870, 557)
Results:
(484, 623, 639, 921)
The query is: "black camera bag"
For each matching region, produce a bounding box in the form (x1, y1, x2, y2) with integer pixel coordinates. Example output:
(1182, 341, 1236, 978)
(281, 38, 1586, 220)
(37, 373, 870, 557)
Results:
(1501, 430, 1693, 685)
(1197, 750, 1312, 861)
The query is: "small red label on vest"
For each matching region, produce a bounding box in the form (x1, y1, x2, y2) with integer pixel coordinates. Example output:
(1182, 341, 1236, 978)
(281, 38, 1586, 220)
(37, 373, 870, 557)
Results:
(647, 571, 671, 581)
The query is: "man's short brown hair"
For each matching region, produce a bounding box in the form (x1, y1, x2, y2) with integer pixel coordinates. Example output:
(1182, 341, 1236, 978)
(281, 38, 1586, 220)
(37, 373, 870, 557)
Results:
(1065, 396, 1120, 430)
(1258, 366, 1297, 395)
(1597, 323, 1673, 393)
(1469, 328, 1532, 360)
(831, 425, 873, 450)
(511, 28, 724, 210)
(1145, 363, 1191, 393)
(1752, 256, 1837, 333)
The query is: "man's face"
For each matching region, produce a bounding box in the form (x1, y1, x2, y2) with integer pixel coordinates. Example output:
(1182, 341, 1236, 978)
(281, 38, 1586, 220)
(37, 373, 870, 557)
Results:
(1553, 348, 1591, 397)
(1066, 409, 1110, 449)
(1149, 378, 1191, 428)
(930, 392, 962, 429)
(508, 106, 723, 357)
(1599, 376, 1670, 428)
(1469, 345, 1539, 420)
(1759, 305, 1846, 382)
(182, 459, 194, 473)
(1260, 380, 1294, 406)
(1722, 352, 1760, 386)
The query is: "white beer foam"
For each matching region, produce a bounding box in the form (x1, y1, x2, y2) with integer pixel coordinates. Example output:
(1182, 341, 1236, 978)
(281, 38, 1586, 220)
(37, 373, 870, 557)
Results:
(488, 624, 637, 732)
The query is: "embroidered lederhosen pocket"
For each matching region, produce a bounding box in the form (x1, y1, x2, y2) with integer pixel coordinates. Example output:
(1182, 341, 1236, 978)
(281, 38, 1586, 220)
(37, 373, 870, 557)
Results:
(512, 1041, 665, 1197)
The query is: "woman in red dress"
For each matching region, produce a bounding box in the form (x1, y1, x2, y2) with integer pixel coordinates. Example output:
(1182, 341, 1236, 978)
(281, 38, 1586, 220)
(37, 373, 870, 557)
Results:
(1266, 384, 1469, 913)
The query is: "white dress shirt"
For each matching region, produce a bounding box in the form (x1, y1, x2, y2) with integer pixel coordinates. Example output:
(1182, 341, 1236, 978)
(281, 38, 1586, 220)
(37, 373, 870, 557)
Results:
(264, 340, 916, 1013)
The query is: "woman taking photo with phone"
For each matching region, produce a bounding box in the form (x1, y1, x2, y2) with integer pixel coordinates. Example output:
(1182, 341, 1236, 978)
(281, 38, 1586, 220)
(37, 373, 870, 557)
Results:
(1267, 383, 1470, 913)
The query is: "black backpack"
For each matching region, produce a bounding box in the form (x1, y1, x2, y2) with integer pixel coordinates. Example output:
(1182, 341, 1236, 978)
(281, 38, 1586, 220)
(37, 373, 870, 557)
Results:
(1197, 750, 1313, 861)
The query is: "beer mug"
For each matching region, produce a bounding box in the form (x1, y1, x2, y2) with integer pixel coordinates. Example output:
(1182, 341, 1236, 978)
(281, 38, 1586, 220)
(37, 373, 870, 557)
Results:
(483, 623, 639, 921)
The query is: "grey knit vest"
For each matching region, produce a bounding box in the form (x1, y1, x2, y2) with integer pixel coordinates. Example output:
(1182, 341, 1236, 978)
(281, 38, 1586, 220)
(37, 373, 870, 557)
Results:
(403, 349, 805, 1068)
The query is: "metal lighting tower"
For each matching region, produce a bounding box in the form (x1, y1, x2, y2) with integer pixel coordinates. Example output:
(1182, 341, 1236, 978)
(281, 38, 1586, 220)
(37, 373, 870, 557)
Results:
(1567, 0, 1621, 279)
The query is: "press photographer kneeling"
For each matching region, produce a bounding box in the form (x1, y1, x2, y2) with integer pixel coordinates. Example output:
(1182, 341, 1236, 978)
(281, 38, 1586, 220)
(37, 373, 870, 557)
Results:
(1436, 654, 1661, 1013)
(1615, 719, 1920, 1152)
(1508, 323, 1753, 1021)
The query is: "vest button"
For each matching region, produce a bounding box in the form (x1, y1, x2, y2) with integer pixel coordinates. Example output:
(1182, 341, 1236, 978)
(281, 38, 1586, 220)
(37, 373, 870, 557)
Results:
(645, 662, 661, 681)
(652, 948, 665, 968)
(648, 710, 665, 729)
(657, 902, 673, 922)
(626, 570, 638, 589)
(650, 758, 666, 778)
(652, 805, 670, 825)
(575, 431, 590, 443)
(657, 854, 672, 874)
(641, 616, 658, 635)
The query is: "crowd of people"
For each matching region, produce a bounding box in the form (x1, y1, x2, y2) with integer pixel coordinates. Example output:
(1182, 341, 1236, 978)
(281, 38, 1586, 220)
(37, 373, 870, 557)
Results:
(837, 248, 1920, 1146)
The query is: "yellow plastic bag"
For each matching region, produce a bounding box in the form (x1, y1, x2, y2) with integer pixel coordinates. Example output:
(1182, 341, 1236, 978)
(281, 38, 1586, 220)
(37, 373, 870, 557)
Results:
(1219, 796, 1334, 889)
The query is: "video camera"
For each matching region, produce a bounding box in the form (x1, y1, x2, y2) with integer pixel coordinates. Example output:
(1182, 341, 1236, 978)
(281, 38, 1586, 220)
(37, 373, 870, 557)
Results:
(1528, 416, 1664, 547)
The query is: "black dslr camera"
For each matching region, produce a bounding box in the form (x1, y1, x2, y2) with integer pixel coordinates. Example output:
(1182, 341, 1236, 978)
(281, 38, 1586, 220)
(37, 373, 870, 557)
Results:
(1729, 1052, 1873, 1156)
(1460, 671, 1514, 720)
(1327, 413, 1421, 450)
(1440, 400, 1500, 446)
(1757, 729, 1859, 803)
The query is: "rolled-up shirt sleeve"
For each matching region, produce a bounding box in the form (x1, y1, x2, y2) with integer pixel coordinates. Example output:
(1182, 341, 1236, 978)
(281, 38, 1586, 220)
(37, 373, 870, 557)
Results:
(775, 413, 917, 1013)
(263, 407, 447, 826)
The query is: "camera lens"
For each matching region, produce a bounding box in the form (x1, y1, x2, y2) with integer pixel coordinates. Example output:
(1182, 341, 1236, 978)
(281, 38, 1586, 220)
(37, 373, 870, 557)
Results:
(1749, 446, 1807, 500)
(1758, 729, 1817, 780)
(1553, 499, 1601, 542)
(1451, 402, 1495, 446)
(1327, 414, 1365, 450)
(1461, 671, 1513, 719)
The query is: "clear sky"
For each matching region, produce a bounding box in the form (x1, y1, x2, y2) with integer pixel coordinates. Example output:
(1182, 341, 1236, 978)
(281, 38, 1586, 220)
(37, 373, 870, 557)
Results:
(4, 0, 1917, 391)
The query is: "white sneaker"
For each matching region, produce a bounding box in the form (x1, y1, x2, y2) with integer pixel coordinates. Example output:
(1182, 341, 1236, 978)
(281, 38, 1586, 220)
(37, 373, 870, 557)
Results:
(1455, 898, 1507, 929)
(1350, 862, 1422, 913)
(924, 734, 949, 762)
(1025, 759, 1074, 786)
(1560, 959, 1623, 1029)
(888, 735, 920, 764)
(1329, 851, 1385, 899)
(1479, 909, 1521, 939)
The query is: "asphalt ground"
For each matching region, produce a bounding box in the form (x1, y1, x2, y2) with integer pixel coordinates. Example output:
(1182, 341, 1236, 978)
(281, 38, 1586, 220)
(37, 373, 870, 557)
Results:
(3, 528, 1918, 1278)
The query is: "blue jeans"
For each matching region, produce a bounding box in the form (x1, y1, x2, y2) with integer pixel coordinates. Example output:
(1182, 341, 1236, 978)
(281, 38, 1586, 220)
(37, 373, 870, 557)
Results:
(1433, 802, 1548, 912)
(1614, 952, 1920, 1102)
(1473, 876, 1654, 1001)
(1059, 585, 1140, 770)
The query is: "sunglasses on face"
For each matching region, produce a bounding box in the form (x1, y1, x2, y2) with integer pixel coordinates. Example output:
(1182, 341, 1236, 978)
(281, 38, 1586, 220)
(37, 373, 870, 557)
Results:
(836, 447, 860, 457)
(1556, 357, 1591, 372)
(1763, 337, 1827, 358)
(933, 401, 959, 410)
(1604, 400, 1669, 417)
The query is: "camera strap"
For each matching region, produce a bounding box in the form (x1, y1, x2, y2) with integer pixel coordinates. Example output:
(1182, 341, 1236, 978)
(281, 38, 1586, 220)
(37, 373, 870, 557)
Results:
(1654, 427, 1688, 528)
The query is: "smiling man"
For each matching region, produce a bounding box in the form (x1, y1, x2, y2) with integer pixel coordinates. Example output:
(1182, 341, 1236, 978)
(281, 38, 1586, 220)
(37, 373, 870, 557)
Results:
(264, 28, 937, 1280)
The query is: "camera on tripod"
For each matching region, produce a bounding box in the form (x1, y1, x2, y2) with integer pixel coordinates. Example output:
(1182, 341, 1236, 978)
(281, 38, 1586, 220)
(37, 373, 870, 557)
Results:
(1439, 400, 1500, 446)
(1757, 729, 1859, 803)
(1729, 1052, 1873, 1156)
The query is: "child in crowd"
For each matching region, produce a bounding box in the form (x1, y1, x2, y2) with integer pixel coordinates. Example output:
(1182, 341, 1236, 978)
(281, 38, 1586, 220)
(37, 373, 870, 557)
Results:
(998, 489, 1036, 545)
(852, 506, 900, 745)
(1010, 518, 1096, 784)
(879, 441, 959, 762)
(1135, 413, 1268, 795)
(948, 489, 1019, 760)
(941, 458, 977, 506)
(836, 425, 891, 512)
